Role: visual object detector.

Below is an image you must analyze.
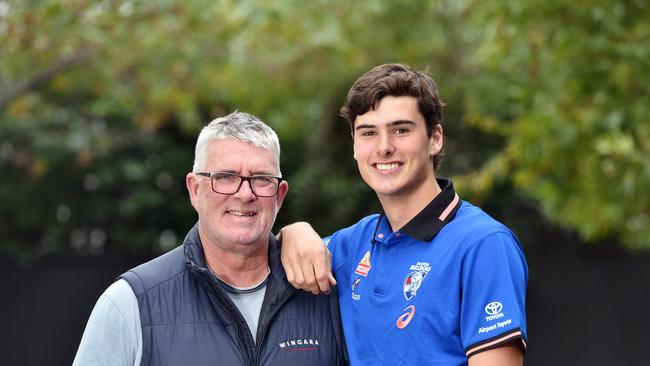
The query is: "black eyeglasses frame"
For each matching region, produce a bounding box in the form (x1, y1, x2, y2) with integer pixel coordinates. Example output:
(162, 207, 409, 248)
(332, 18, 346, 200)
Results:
(195, 172, 283, 197)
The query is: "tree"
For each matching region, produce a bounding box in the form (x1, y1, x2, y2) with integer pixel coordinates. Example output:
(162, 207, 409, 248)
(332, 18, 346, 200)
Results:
(459, 0, 650, 247)
(1, 0, 647, 261)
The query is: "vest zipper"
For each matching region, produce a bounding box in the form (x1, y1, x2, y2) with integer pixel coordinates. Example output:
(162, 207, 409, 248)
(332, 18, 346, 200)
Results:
(199, 266, 255, 366)
(217, 285, 254, 366)
(253, 290, 294, 366)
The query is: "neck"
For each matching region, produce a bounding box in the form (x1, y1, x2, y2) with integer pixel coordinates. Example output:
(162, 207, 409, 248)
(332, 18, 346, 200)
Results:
(200, 234, 270, 287)
(378, 176, 441, 231)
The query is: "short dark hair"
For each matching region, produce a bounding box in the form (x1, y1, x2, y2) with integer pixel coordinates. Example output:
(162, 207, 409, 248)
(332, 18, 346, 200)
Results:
(340, 63, 446, 170)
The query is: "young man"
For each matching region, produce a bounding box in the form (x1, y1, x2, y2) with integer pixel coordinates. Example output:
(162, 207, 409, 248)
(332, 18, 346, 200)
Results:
(73, 112, 347, 366)
(280, 64, 528, 365)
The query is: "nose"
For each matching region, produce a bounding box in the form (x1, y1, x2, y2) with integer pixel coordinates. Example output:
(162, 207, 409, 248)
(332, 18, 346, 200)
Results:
(377, 132, 395, 157)
(234, 179, 256, 201)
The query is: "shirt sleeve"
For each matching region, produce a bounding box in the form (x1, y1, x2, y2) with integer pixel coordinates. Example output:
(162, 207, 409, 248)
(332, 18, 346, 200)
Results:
(460, 231, 528, 358)
(72, 279, 143, 366)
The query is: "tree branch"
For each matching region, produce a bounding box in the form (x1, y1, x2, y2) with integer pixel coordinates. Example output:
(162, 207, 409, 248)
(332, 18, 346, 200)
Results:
(0, 48, 95, 111)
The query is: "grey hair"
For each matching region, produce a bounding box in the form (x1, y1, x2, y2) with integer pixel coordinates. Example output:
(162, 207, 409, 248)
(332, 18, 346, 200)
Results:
(192, 111, 281, 175)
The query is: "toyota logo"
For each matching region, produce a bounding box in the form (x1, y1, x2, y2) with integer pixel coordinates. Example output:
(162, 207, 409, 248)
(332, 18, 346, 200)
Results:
(484, 302, 503, 315)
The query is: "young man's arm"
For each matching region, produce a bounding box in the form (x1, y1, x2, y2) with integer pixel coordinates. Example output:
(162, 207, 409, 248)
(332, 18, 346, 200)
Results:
(462, 231, 528, 365)
(468, 341, 523, 366)
(278, 222, 336, 295)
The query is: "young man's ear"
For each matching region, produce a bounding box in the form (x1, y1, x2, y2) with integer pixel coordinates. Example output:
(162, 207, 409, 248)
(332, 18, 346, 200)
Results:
(429, 124, 444, 156)
(350, 126, 358, 160)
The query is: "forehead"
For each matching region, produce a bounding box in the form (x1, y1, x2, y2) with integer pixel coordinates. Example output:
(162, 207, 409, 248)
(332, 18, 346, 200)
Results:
(355, 96, 425, 128)
(205, 138, 279, 174)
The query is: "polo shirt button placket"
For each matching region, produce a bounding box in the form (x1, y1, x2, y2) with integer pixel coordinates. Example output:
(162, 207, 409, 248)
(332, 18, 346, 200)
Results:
(372, 233, 398, 296)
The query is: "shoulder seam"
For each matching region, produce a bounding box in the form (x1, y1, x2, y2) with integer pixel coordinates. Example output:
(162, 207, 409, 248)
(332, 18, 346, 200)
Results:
(462, 230, 517, 258)
(101, 288, 136, 327)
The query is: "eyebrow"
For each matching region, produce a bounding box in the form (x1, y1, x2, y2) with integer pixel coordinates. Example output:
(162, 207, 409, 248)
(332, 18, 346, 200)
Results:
(212, 169, 277, 176)
(355, 119, 417, 131)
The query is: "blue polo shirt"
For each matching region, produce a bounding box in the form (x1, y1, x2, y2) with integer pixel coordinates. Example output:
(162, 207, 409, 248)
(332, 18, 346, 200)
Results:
(326, 179, 528, 365)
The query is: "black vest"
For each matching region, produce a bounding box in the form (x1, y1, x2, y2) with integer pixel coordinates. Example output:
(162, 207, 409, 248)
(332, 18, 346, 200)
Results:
(121, 226, 347, 366)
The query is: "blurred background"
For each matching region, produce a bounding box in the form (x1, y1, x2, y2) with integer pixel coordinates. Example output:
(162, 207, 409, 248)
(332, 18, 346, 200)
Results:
(1, 0, 649, 364)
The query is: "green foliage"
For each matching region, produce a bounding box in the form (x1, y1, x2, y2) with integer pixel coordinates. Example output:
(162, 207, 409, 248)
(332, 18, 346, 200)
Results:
(459, 0, 650, 247)
(1, 0, 648, 260)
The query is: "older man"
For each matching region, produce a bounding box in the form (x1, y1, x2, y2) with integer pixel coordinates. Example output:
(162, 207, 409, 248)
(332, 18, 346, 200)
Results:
(73, 112, 347, 366)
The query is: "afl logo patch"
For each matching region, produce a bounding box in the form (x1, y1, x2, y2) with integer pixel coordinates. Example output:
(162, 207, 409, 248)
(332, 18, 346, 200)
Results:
(354, 251, 371, 276)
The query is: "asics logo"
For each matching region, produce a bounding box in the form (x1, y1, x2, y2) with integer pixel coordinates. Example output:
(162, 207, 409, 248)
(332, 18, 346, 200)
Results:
(396, 305, 416, 329)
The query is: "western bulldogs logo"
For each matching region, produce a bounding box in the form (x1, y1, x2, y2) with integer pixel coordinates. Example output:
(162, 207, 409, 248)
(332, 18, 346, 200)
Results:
(403, 262, 431, 301)
(403, 271, 427, 300)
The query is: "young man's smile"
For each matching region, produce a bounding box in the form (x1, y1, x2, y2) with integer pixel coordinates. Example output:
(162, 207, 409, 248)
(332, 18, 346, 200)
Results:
(353, 95, 442, 201)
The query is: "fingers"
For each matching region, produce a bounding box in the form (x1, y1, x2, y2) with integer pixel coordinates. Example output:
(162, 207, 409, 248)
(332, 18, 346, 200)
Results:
(326, 248, 337, 286)
(326, 248, 336, 287)
(283, 243, 331, 295)
(312, 252, 330, 295)
(282, 244, 314, 293)
(278, 221, 334, 295)
(300, 260, 323, 295)
(282, 249, 306, 289)
(328, 273, 337, 287)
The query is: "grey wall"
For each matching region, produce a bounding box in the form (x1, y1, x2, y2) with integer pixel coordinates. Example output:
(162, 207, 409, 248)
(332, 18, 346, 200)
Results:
(2, 237, 649, 365)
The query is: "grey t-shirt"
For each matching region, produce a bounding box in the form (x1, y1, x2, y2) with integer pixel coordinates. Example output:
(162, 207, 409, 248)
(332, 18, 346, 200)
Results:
(217, 271, 269, 342)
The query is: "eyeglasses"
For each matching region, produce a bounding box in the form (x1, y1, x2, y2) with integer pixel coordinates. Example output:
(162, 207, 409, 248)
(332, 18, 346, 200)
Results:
(196, 172, 283, 197)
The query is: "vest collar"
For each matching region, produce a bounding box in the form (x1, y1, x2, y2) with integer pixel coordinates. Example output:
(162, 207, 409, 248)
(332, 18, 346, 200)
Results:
(182, 224, 290, 291)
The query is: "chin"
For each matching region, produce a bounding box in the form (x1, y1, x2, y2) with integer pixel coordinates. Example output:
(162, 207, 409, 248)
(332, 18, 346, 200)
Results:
(228, 235, 262, 246)
(367, 182, 402, 196)
(231, 228, 270, 244)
